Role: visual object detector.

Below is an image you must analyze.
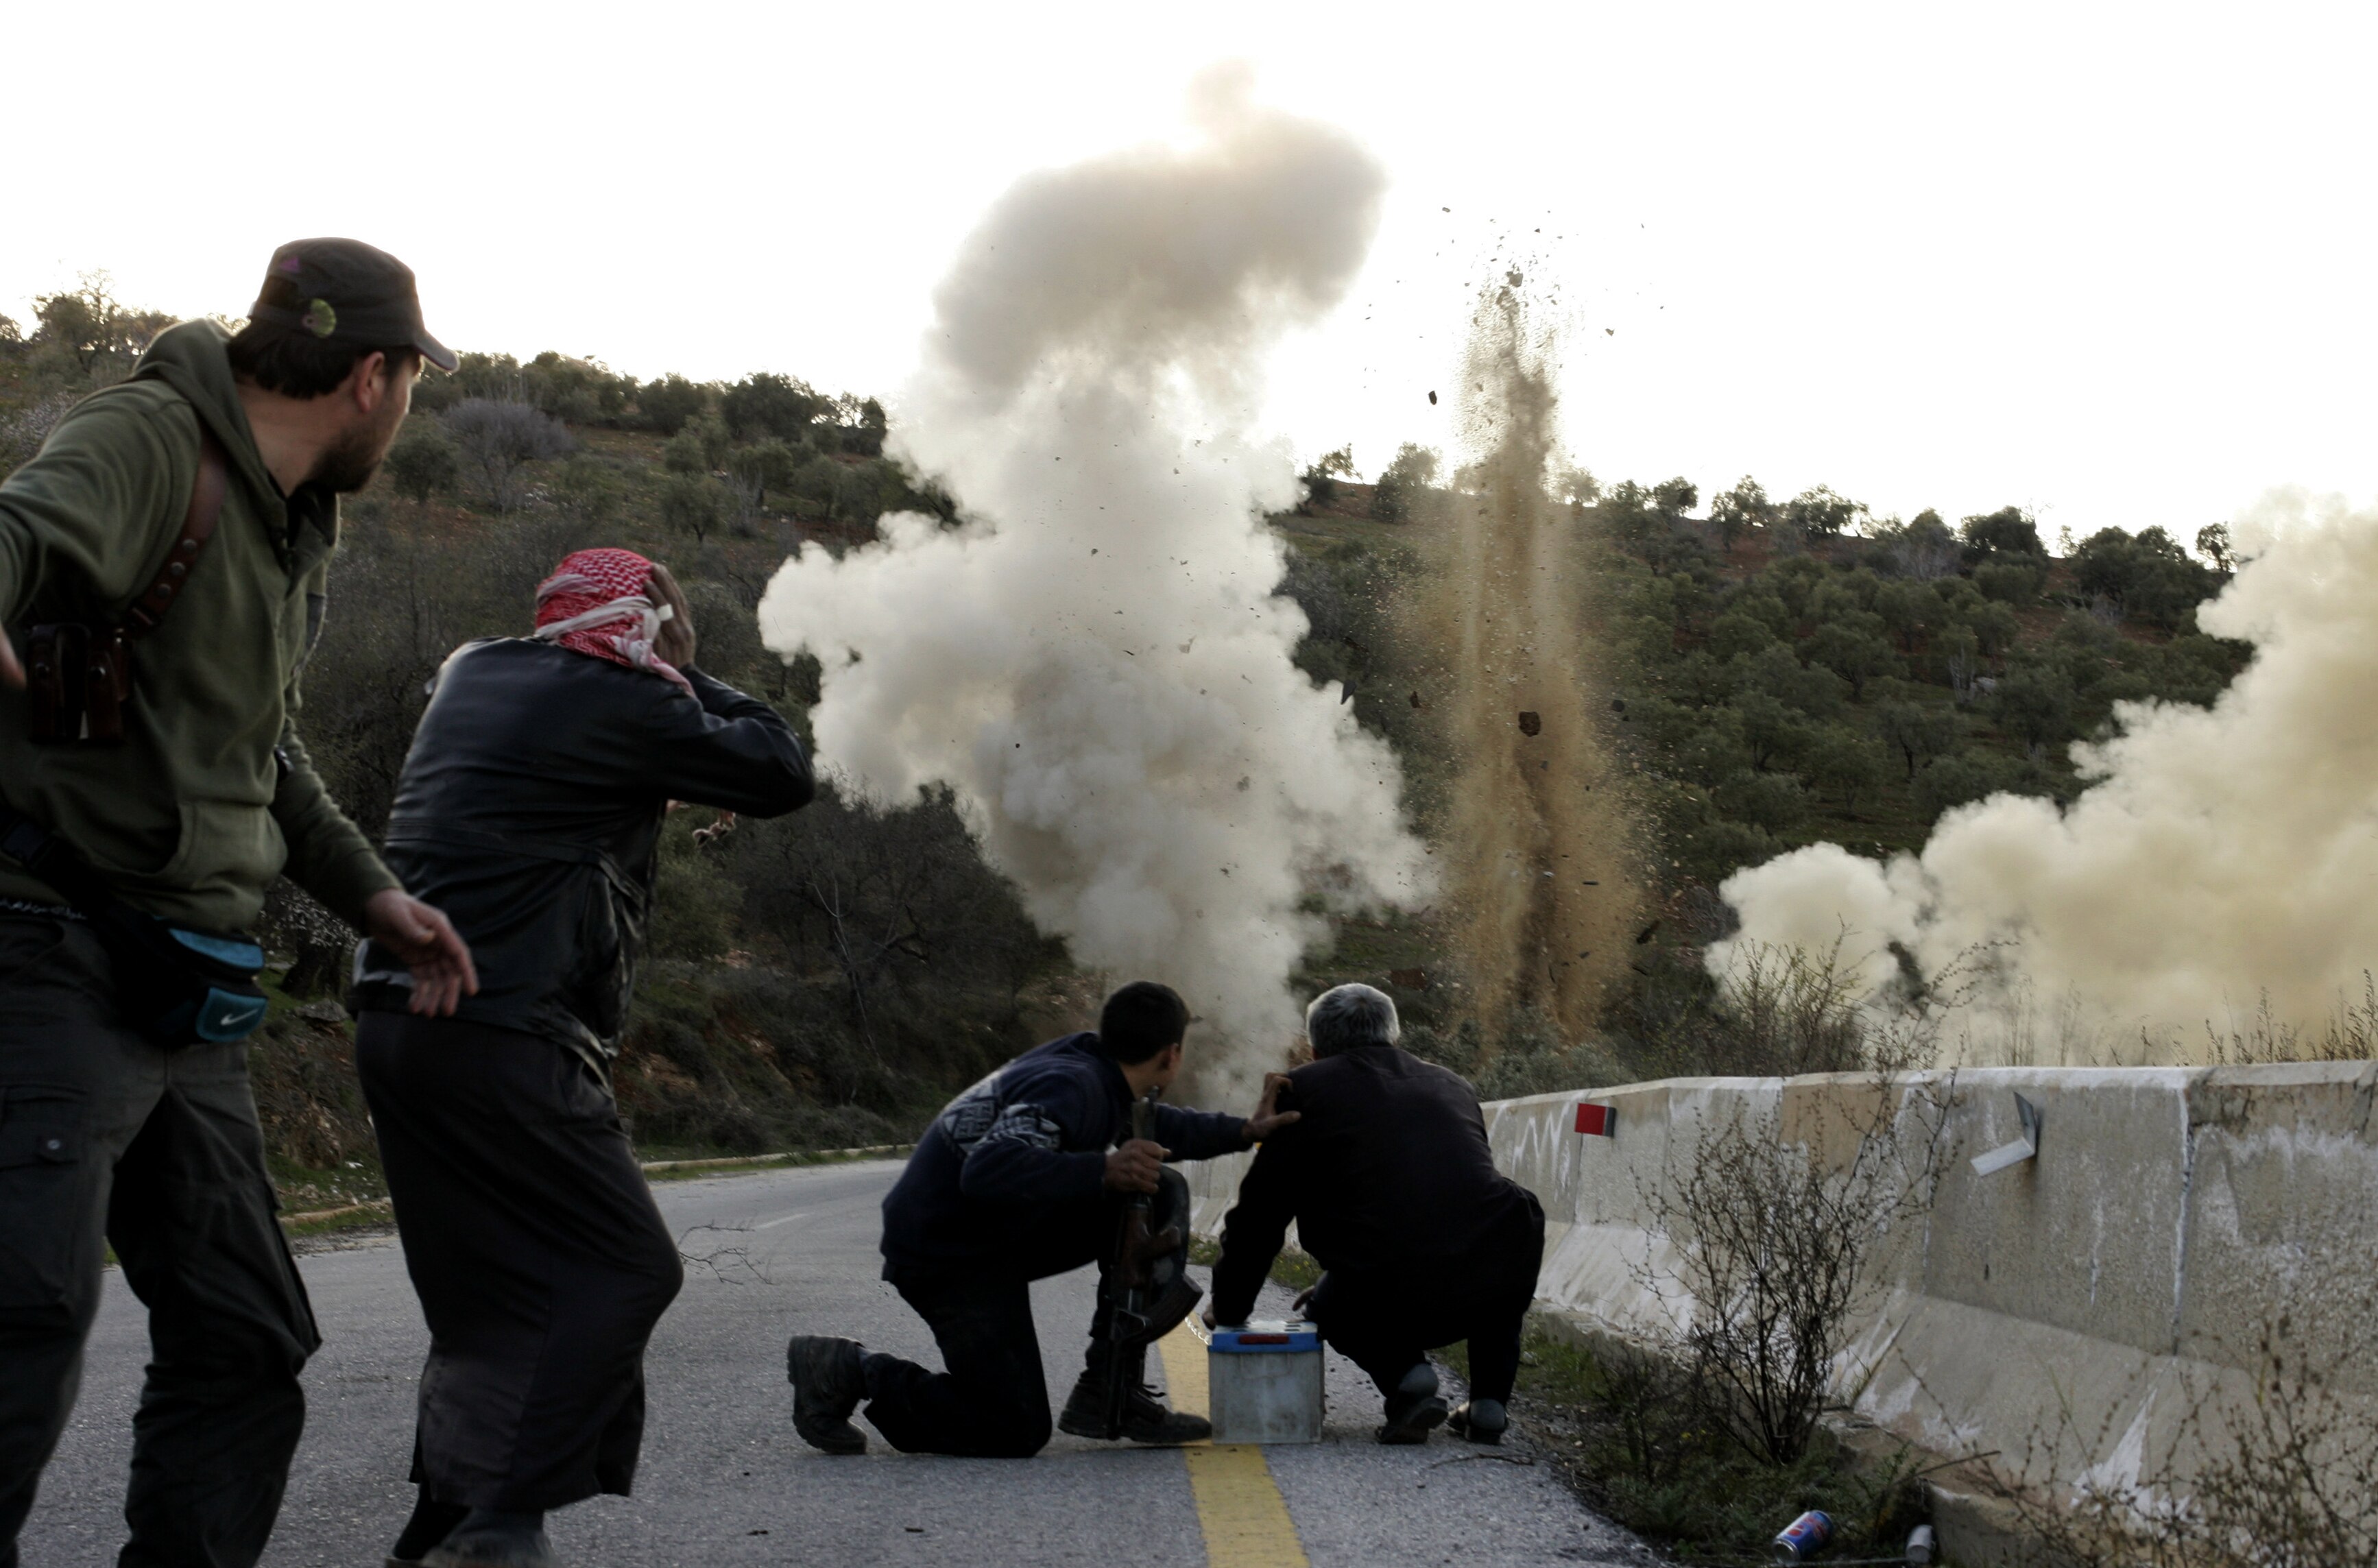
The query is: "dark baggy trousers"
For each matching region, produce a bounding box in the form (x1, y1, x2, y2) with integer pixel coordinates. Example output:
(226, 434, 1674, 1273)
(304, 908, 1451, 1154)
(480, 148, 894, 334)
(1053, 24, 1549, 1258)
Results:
(0, 915, 319, 1568)
(1310, 1190, 1546, 1406)
(356, 1012, 683, 1512)
(860, 1167, 1189, 1458)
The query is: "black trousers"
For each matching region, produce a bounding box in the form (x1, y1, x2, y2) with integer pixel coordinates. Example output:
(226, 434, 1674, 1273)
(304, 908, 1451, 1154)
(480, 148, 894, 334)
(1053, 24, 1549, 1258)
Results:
(861, 1168, 1188, 1458)
(0, 915, 318, 1568)
(357, 1012, 683, 1512)
(1310, 1192, 1545, 1406)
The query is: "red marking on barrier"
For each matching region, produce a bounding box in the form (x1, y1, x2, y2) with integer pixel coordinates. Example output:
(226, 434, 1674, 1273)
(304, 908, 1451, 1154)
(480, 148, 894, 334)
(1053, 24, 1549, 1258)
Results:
(1575, 1102, 1616, 1137)
(1236, 1334, 1290, 1344)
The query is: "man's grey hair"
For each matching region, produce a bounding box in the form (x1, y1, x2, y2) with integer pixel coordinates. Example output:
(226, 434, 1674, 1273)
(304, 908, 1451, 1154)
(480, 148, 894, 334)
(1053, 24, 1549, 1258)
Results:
(1304, 982, 1400, 1058)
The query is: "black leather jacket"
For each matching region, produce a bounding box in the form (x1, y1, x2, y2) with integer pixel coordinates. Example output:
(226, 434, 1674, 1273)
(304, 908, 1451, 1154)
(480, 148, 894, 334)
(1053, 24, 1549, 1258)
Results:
(352, 638, 812, 1059)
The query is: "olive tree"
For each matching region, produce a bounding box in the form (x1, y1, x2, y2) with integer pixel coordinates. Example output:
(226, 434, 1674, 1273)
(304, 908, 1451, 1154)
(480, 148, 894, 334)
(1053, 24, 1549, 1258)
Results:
(383, 422, 460, 506)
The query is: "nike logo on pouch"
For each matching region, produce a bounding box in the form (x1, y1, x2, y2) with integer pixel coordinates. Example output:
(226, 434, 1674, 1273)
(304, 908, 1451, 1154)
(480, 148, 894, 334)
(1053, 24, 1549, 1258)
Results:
(198, 993, 268, 1039)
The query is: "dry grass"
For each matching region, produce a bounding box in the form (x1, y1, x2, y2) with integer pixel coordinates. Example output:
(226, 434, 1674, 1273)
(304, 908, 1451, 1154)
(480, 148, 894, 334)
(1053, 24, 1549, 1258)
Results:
(2202, 974, 2378, 1064)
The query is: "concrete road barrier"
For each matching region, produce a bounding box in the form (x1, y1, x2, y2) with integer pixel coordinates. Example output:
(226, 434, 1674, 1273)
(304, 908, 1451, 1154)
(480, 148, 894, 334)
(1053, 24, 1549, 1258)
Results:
(1184, 1062, 2378, 1562)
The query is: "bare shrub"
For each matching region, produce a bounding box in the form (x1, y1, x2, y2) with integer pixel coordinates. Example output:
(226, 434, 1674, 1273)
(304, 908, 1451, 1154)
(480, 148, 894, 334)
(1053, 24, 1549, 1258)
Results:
(1636, 1076, 1952, 1466)
(442, 397, 573, 513)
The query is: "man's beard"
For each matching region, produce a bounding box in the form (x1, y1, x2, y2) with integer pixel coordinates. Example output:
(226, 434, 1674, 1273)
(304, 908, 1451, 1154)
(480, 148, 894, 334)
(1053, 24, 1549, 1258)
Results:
(313, 409, 401, 494)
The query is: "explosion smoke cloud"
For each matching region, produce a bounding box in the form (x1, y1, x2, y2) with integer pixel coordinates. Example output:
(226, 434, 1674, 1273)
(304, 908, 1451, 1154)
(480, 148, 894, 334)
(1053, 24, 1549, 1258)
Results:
(1416, 276, 1643, 1041)
(1714, 488, 2378, 1057)
(758, 70, 1429, 1100)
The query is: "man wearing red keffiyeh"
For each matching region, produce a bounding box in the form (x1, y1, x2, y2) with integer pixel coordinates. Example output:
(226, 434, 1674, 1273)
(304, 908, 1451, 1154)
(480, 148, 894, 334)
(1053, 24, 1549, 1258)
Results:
(531, 548, 698, 697)
(350, 548, 813, 1568)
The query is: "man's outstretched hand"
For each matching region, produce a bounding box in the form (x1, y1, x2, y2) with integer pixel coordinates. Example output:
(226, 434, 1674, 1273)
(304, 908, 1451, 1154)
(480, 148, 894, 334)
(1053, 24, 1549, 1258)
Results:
(361, 889, 479, 1017)
(1103, 1137, 1168, 1194)
(1203, 1281, 1316, 1333)
(1241, 1072, 1300, 1146)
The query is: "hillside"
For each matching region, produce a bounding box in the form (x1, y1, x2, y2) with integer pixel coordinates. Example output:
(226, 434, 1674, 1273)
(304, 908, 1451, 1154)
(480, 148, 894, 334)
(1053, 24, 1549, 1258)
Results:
(0, 282, 2254, 1195)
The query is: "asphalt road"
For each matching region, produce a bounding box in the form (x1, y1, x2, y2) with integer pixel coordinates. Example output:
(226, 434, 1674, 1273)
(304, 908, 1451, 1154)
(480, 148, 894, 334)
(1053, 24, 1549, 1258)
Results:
(19, 1161, 1648, 1567)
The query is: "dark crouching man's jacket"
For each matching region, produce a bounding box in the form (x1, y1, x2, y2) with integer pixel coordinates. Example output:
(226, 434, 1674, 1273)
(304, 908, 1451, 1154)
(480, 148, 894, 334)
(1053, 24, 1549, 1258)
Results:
(1209, 1041, 1537, 1326)
(352, 638, 811, 1063)
(880, 1033, 1248, 1277)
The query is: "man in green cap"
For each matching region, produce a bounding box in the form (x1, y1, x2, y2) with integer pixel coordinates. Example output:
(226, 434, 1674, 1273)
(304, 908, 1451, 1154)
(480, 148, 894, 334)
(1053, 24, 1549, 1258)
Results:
(0, 238, 479, 1568)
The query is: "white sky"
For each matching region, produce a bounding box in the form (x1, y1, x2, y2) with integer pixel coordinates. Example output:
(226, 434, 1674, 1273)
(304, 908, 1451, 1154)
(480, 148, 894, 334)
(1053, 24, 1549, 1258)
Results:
(8, 1, 2373, 538)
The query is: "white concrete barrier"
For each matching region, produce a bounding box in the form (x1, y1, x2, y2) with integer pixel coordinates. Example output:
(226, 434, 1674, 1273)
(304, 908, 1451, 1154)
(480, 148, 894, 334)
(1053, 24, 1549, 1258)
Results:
(1184, 1062, 2378, 1559)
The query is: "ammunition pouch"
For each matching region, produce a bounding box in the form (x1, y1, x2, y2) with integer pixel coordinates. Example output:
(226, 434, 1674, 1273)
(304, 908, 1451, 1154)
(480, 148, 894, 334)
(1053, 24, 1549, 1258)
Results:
(25, 623, 133, 744)
(23, 426, 226, 747)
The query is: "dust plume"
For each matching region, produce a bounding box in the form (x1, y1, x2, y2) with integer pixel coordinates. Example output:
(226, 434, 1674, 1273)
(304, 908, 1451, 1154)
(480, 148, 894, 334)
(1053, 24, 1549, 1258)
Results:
(1714, 488, 2378, 1059)
(1415, 275, 1644, 1042)
(756, 70, 1430, 1103)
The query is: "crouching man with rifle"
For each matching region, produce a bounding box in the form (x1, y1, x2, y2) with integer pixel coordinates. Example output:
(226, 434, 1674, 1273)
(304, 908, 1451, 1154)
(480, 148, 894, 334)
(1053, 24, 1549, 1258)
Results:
(786, 981, 1297, 1457)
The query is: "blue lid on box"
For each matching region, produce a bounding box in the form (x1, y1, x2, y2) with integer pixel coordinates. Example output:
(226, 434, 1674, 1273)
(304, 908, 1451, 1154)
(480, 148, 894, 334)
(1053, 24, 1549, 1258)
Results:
(1208, 1320, 1321, 1353)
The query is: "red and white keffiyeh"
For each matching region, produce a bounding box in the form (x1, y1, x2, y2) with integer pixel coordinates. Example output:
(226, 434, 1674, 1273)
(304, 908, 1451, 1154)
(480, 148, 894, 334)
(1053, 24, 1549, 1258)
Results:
(533, 548, 695, 696)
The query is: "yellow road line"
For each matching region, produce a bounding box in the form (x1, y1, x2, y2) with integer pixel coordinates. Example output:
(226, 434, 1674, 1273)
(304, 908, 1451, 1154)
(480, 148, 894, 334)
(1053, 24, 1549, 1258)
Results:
(1157, 1322, 1309, 1568)
(1157, 1319, 1212, 1419)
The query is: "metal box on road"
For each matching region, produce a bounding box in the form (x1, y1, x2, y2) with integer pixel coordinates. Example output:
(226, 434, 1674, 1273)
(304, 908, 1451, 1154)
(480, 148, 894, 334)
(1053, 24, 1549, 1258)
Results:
(1206, 1320, 1325, 1444)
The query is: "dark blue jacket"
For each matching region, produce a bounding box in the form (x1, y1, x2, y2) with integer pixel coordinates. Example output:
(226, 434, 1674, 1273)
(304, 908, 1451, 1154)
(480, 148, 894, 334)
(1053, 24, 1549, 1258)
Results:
(881, 1032, 1247, 1275)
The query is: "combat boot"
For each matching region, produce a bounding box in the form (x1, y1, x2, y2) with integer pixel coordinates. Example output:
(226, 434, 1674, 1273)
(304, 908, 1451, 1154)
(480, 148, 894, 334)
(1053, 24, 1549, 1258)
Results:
(1057, 1344, 1212, 1445)
(1448, 1397, 1508, 1445)
(1376, 1362, 1448, 1445)
(786, 1334, 870, 1454)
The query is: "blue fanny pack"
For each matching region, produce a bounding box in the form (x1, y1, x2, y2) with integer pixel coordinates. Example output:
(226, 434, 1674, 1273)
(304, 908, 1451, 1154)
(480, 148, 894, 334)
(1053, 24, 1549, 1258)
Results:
(0, 810, 269, 1048)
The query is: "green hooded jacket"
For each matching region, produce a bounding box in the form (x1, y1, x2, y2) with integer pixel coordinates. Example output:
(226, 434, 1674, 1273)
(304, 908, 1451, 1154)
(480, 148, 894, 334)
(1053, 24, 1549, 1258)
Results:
(0, 321, 399, 932)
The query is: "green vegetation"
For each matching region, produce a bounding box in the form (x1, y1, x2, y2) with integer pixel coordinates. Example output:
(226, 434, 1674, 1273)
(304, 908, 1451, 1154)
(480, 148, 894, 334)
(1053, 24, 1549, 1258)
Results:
(1596, 493, 2244, 888)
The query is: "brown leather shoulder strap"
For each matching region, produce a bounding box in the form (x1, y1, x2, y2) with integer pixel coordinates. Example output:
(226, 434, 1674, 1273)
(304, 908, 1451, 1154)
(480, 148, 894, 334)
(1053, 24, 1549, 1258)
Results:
(121, 427, 228, 640)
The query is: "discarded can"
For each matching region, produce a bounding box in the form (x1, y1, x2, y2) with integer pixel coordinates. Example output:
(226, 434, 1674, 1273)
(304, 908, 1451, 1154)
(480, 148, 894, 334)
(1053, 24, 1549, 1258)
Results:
(1906, 1523, 1937, 1563)
(1769, 1510, 1834, 1561)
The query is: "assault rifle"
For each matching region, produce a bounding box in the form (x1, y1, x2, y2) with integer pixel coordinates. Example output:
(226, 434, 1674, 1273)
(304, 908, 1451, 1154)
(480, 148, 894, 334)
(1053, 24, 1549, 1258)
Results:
(1098, 1090, 1164, 1439)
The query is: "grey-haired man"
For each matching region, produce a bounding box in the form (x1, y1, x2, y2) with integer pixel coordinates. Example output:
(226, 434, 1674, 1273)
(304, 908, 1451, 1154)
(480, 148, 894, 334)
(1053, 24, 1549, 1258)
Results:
(1206, 983, 1545, 1444)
